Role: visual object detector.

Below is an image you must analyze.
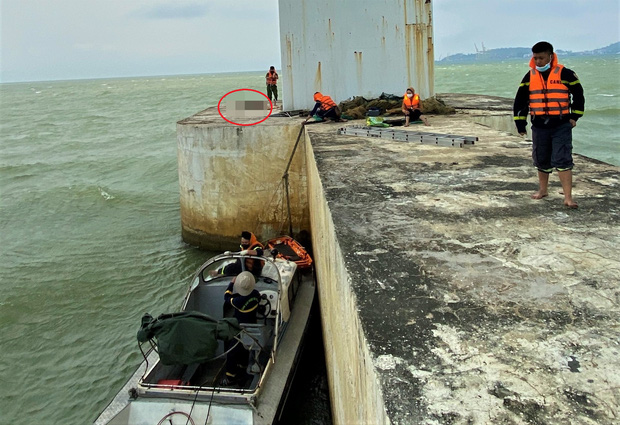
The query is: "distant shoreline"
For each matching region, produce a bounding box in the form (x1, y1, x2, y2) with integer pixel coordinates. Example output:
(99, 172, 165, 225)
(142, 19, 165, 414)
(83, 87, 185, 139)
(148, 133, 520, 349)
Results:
(2, 43, 618, 85)
(437, 42, 620, 64)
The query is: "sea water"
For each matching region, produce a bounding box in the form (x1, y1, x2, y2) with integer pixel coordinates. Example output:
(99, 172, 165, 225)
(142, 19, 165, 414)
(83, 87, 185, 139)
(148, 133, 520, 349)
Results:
(1, 57, 618, 424)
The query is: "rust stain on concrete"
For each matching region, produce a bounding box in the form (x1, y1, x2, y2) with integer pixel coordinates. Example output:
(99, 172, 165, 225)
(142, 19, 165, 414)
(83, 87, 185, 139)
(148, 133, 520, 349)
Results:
(354, 51, 363, 93)
(314, 61, 322, 92)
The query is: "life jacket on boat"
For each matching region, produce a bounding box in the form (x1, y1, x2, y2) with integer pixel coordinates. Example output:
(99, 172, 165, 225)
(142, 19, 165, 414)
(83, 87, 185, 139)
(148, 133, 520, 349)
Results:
(242, 232, 264, 275)
(528, 55, 570, 117)
(266, 71, 278, 85)
(403, 91, 421, 110)
(266, 235, 313, 269)
(243, 232, 264, 252)
(313, 92, 337, 111)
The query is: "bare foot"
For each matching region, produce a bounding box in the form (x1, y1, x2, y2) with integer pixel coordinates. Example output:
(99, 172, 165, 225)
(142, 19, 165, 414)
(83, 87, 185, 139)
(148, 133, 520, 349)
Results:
(531, 191, 548, 200)
(531, 190, 549, 199)
(564, 200, 578, 209)
(423, 118, 430, 126)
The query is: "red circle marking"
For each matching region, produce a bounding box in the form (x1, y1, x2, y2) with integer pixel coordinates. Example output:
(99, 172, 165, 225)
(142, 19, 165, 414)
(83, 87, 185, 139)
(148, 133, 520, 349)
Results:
(217, 89, 273, 126)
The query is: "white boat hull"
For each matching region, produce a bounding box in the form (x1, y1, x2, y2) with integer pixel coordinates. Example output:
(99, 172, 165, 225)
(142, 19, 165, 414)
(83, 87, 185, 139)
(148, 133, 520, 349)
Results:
(95, 253, 315, 425)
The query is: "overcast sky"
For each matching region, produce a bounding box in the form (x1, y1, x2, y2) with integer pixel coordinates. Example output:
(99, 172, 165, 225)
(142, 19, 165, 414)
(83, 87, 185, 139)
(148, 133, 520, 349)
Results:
(1, 0, 618, 83)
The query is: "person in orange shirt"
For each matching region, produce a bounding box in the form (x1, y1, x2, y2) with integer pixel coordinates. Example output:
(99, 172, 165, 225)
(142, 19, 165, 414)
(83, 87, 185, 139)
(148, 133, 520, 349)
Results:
(306, 92, 343, 123)
(401, 87, 429, 126)
(265, 66, 279, 103)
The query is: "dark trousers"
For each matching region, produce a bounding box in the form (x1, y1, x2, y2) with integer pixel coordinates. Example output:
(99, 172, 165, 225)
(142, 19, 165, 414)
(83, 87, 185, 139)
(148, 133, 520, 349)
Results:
(405, 108, 422, 121)
(267, 84, 278, 101)
(225, 340, 249, 379)
(318, 106, 341, 120)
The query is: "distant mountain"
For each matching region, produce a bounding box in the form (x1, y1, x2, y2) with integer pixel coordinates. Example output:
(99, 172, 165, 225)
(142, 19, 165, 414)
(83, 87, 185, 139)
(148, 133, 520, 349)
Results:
(437, 42, 620, 64)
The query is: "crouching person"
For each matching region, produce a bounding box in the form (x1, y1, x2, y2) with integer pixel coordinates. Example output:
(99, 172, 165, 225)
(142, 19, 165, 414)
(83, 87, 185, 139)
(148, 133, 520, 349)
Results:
(402, 87, 429, 126)
(306, 92, 343, 123)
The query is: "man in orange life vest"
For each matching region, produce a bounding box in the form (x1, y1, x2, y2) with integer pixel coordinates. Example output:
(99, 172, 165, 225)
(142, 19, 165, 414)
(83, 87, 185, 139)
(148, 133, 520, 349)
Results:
(209, 231, 265, 277)
(401, 87, 429, 126)
(265, 66, 278, 103)
(514, 41, 584, 209)
(306, 92, 343, 123)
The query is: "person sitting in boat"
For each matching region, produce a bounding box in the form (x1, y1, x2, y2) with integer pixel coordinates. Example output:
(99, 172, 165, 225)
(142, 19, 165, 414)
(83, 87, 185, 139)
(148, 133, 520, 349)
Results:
(210, 231, 265, 277)
(222, 271, 261, 385)
(402, 87, 429, 126)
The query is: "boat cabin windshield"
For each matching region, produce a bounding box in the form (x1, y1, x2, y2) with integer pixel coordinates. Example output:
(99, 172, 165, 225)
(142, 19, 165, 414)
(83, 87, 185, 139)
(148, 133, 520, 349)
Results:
(200, 254, 280, 285)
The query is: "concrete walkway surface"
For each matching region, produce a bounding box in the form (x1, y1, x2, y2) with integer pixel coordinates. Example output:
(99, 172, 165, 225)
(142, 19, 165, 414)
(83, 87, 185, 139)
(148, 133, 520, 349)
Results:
(304, 105, 619, 424)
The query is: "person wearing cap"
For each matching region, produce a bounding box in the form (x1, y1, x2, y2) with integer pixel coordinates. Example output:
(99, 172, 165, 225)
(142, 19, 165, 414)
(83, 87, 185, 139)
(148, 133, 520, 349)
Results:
(222, 271, 261, 385)
(265, 66, 279, 103)
(224, 271, 261, 323)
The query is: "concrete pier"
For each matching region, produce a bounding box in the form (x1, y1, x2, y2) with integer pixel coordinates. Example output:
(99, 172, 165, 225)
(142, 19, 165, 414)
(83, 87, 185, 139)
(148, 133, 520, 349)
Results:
(177, 97, 620, 424)
(176, 109, 310, 250)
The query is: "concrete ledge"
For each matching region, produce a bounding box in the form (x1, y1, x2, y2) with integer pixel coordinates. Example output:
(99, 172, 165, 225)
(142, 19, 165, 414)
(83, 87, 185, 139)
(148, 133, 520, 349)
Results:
(176, 108, 310, 250)
(304, 112, 619, 424)
(306, 135, 390, 424)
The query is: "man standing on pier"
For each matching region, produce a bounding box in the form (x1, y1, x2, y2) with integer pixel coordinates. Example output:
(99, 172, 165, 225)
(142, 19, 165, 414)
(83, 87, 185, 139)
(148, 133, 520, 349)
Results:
(514, 41, 584, 209)
(266, 66, 279, 104)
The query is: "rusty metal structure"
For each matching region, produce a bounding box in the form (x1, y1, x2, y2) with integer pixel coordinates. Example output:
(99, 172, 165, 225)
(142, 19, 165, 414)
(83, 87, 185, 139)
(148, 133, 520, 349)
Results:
(278, 0, 434, 111)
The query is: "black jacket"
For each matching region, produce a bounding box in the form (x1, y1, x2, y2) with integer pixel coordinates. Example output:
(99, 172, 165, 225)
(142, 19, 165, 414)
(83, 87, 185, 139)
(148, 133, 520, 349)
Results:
(513, 66, 585, 133)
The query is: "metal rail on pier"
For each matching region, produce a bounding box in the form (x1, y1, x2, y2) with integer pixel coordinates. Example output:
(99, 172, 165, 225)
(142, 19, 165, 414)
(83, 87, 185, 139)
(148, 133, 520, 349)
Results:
(337, 126, 477, 148)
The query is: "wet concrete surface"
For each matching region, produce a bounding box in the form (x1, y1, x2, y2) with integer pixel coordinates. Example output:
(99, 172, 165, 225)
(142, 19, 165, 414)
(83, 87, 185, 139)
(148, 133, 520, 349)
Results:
(304, 102, 619, 424)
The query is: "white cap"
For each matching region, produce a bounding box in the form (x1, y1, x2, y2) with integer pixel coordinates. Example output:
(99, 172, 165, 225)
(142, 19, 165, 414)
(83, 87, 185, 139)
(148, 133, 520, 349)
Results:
(234, 271, 255, 296)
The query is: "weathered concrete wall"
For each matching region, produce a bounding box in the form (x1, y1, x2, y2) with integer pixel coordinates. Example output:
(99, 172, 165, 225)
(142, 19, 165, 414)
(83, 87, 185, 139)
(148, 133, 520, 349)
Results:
(472, 112, 520, 136)
(177, 110, 310, 250)
(278, 0, 434, 111)
(436, 93, 520, 137)
(305, 133, 390, 425)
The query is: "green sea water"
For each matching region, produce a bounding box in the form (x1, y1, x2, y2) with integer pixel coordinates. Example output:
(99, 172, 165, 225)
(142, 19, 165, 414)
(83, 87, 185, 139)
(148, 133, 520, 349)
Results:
(0, 57, 618, 424)
(435, 56, 620, 166)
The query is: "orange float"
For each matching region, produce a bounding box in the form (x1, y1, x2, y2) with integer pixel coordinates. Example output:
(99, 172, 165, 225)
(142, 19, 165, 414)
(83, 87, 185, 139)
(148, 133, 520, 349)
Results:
(265, 236, 313, 269)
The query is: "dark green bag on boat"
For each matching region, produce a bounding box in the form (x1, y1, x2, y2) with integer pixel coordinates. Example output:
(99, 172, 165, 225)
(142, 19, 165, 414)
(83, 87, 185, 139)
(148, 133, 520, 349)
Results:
(137, 311, 241, 365)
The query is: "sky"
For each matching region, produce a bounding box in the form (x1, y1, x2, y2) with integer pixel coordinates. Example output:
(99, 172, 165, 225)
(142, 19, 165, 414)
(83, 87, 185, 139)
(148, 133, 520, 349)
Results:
(1, 0, 619, 83)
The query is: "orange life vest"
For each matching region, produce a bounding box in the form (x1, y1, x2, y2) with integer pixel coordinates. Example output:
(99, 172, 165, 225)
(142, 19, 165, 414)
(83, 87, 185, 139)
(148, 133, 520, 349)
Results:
(403, 93, 420, 109)
(266, 71, 278, 85)
(528, 56, 569, 117)
(313, 92, 336, 110)
(244, 232, 264, 251)
(243, 232, 264, 274)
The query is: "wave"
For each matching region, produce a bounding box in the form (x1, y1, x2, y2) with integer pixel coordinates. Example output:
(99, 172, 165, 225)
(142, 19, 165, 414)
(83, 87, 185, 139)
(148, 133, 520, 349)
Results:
(98, 186, 115, 200)
(584, 107, 620, 117)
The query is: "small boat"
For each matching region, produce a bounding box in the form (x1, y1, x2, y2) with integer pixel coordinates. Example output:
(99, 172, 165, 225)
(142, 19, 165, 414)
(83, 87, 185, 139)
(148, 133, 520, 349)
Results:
(94, 247, 315, 425)
(265, 236, 313, 269)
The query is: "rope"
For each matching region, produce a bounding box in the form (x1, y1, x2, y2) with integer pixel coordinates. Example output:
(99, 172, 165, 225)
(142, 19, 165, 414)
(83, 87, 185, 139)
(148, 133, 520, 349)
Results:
(156, 411, 195, 425)
(253, 123, 306, 235)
